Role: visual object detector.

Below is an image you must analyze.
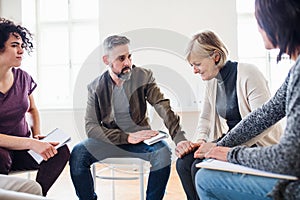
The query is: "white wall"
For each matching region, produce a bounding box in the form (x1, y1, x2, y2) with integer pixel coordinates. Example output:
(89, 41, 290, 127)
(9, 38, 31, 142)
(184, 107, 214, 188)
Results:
(1, 0, 238, 148)
(99, 0, 238, 59)
(0, 0, 22, 22)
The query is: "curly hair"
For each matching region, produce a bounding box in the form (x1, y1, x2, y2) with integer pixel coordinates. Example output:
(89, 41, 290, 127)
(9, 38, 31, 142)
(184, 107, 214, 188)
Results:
(0, 18, 33, 53)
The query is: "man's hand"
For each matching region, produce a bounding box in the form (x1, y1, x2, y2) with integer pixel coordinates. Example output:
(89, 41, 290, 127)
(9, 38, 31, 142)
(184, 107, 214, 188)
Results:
(175, 140, 203, 158)
(127, 130, 158, 144)
(194, 142, 216, 159)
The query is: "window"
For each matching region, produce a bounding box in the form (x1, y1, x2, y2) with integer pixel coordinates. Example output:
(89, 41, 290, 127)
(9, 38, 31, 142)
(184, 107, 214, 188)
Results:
(236, 0, 293, 94)
(22, 0, 100, 109)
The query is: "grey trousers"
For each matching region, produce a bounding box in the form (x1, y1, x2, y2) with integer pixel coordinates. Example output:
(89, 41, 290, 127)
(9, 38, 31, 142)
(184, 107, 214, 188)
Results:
(0, 175, 48, 200)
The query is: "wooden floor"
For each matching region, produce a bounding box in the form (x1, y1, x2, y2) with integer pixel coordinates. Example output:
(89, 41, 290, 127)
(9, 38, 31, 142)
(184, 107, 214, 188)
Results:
(14, 162, 186, 200)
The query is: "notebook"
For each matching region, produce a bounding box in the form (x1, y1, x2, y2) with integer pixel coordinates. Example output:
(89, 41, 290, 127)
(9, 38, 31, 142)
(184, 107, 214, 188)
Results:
(143, 130, 168, 145)
(28, 128, 71, 164)
(196, 159, 298, 180)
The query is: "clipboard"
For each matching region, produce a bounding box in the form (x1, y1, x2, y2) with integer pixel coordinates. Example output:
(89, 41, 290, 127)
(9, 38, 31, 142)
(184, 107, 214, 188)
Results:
(28, 128, 71, 164)
(196, 159, 298, 180)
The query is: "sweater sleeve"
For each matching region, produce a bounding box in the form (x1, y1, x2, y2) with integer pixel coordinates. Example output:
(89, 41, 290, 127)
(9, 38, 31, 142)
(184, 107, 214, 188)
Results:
(237, 63, 271, 116)
(195, 82, 214, 142)
(227, 64, 300, 177)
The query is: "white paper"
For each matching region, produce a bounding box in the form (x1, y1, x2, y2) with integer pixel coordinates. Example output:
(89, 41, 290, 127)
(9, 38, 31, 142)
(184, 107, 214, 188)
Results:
(196, 159, 298, 180)
(143, 131, 168, 145)
(28, 128, 71, 164)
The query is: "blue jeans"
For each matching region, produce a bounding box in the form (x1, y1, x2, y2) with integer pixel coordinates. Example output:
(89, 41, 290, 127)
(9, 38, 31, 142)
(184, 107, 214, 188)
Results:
(69, 138, 171, 200)
(195, 169, 278, 200)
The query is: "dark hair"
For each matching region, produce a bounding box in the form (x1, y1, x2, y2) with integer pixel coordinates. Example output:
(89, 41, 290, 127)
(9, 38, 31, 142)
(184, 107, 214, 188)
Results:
(0, 18, 33, 53)
(255, 0, 300, 62)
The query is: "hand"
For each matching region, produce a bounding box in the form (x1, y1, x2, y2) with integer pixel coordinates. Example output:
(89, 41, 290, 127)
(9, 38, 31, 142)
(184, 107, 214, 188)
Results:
(31, 140, 59, 161)
(175, 141, 203, 158)
(33, 135, 46, 140)
(194, 142, 216, 159)
(204, 146, 231, 162)
(127, 130, 158, 144)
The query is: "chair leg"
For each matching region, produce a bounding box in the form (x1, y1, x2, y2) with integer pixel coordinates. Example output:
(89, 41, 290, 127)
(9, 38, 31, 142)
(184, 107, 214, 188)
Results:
(92, 164, 96, 190)
(139, 163, 144, 200)
(111, 167, 115, 200)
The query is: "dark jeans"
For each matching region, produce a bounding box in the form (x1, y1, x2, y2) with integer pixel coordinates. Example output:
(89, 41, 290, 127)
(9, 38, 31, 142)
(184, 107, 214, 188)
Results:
(176, 151, 203, 200)
(69, 138, 172, 200)
(0, 145, 70, 196)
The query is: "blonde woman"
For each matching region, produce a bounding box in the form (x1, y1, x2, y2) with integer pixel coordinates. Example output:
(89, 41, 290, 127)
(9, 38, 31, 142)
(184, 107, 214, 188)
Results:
(175, 30, 282, 200)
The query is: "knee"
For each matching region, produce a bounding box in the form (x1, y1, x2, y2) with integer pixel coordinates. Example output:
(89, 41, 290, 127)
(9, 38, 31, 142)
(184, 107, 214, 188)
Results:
(0, 148, 12, 174)
(69, 143, 83, 167)
(69, 143, 93, 172)
(155, 141, 172, 160)
(195, 169, 213, 191)
(150, 142, 171, 170)
(57, 145, 70, 162)
(176, 153, 195, 174)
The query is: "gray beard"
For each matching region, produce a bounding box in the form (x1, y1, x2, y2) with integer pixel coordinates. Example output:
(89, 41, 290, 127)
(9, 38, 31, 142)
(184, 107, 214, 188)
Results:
(119, 71, 132, 81)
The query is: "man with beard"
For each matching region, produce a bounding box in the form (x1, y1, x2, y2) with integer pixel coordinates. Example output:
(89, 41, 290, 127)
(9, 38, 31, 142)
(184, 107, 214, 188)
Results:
(69, 35, 192, 200)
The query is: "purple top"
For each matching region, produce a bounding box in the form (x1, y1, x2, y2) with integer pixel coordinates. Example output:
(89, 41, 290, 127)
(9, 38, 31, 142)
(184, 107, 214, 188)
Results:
(0, 68, 37, 137)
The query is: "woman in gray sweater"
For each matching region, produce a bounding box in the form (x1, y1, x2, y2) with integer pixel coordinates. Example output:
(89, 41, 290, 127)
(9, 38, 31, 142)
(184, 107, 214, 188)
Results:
(195, 0, 300, 199)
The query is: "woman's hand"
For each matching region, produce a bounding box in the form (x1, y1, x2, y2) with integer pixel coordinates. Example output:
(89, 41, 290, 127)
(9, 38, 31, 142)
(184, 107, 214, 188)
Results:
(33, 135, 46, 140)
(194, 142, 216, 159)
(31, 139, 59, 161)
(204, 146, 231, 162)
(176, 140, 204, 158)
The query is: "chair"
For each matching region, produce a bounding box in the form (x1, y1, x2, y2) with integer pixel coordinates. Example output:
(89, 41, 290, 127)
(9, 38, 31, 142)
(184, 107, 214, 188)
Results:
(91, 158, 149, 200)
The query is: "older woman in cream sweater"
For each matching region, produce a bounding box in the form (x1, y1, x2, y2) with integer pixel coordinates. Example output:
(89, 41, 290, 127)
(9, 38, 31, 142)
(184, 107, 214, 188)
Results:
(175, 30, 282, 200)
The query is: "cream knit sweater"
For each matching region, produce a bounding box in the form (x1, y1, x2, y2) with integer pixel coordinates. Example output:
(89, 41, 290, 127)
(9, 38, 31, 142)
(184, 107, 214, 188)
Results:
(195, 62, 282, 147)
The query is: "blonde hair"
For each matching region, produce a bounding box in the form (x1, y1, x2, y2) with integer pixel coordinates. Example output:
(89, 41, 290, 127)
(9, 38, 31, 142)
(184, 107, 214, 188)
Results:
(186, 30, 229, 67)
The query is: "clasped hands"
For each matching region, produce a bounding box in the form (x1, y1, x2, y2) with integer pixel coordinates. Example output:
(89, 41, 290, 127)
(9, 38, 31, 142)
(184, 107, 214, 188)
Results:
(176, 140, 230, 161)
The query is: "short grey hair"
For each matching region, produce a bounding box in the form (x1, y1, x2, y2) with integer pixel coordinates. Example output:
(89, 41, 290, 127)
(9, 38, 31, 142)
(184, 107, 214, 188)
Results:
(103, 35, 130, 55)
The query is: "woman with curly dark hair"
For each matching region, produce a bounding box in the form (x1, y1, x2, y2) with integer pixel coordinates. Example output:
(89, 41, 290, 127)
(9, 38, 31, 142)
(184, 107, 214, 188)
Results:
(0, 18, 70, 196)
